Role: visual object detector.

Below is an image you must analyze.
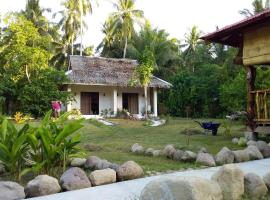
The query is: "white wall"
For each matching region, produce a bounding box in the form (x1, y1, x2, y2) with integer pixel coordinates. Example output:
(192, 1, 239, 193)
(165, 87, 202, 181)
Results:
(68, 85, 152, 116)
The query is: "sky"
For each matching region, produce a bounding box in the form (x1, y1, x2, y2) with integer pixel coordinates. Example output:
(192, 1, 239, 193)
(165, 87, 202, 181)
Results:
(0, 0, 253, 53)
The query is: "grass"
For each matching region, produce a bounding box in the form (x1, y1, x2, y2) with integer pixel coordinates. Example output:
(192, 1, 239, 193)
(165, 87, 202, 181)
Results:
(79, 118, 246, 173)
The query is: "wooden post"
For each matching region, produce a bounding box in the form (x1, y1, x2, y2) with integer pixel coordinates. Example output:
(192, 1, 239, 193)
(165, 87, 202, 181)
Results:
(247, 65, 256, 118)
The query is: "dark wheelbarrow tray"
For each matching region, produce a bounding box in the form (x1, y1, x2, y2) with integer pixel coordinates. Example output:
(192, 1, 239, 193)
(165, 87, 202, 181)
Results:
(195, 121, 221, 136)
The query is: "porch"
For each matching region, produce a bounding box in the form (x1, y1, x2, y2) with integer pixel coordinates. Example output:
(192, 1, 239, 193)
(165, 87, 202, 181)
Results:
(66, 85, 158, 117)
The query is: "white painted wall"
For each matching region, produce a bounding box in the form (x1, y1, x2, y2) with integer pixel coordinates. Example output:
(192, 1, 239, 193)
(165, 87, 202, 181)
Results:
(68, 85, 153, 116)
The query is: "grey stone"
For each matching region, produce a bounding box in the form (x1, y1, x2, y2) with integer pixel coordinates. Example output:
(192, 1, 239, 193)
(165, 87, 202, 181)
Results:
(152, 150, 161, 157)
(85, 156, 101, 170)
(25, 175, 61, 197)
(89, 169, 116, 186)
(172, 150, 184, 161)
(116, 161, 143, 181)
(0, 181, 25, 200)
(131, 143, 144, 154)
(233, 150, 250, 163)
(140, 176, 222, 200)
(215, 147, 234, 165)
(163, 144, 176, 159)
(244, 173, 268, 200)
(60, 167, 91, 191)
(196, 152, 216, 167)
(145, 148, 155, 156)
(109, 163, 119, 171)
(256, 140, 268, 151)
(247, 140, 257, 146)
(181, 151, 197, 162)
(198, 147, 208, 153)
(70, 158, 87, 167)
(212, 164, 244, 200)
(96, 159, 112, 170)
(263, 172, 270, 190)
(245, 145, 264, 160)
(232, 138, 239, 144)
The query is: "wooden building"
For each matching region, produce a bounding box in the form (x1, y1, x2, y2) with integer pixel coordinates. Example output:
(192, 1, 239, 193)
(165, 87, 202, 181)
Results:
(201, 9, 270, 127)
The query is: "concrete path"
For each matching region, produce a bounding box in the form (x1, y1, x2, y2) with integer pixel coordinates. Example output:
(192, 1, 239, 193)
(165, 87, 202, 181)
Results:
(30, 158, 270, 200)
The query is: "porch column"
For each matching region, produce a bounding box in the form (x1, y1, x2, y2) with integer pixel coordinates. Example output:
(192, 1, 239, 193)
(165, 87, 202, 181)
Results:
(67, 85, 72, 112)
(153, 88, 158, 117)
(247, 65, 256, 118)
(113, 88, 118, 115)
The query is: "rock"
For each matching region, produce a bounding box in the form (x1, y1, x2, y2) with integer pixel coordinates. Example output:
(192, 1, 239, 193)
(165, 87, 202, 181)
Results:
(140, 176, 222, 200)
(152, 150, 161, 157)
(244, 173, 268, 199)
(198, 147, 208, 153)
(109, 163, 119, 171)
(60, 167, 91, 191)
(247, 140, 257, 146)
(163, 145, 176, 159)
(85, 156, 101, 170)
(215, 147, 234, 165)
(245, 145, 264, 160)
(145, 148, 155, 156)
(263, 172, 270, 190)
(0, 181, 25, 200)
(233, 150, 250, 163)
(96, 159, 112, 170)
(89, 169, 116, 186)
(25, 175, 61, 197)
(70, 158, 86, 167)
(172, 150, 184, 161)
(232, 138, 239, 144)
(181, 151, 197, 162)
(131, 143, 144, 154)
(196, 152, 216, 167)
(212, 164, 244, 200)
(238, 137, 247, 147)
(116, 161, 143, 181)
(244, 131, 257, 141)
(256, 140, 268, 151)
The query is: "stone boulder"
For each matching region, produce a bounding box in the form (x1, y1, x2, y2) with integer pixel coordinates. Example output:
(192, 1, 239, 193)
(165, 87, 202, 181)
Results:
(173, 150, 184, 161)
(245, 145, 263, 160)
(145, 148, 155, 156)
(109, 163, 119, 171)
(25, 175, 61, 197)
(131, 143, 144, 154)
(0, 181, 25, 200)
(244, 173, 268, 199)
(85, 156, 101, 170)
(263, 172, 270, 190)
(256, 141, 270, 158)
(196, 152, 216, 167)
(116, 161, 143, 181)
(96, 159, 112, 170)
(198, 147, 208, 153)
(232, 138, 239, 144)
(140, 176, 222, 200)
(163, 145, 176, 159)
(247, 140, 257, 146)
(233, 150, 250, 163)
(215, 147, 234, 165)
(212, 164, 244, 200)
(60, 167, 91, 191)
(70, 158, 86, 167)
(152, 150, 161, 157)
(181, 151, 197, 162)
(89, 169, 116, 186)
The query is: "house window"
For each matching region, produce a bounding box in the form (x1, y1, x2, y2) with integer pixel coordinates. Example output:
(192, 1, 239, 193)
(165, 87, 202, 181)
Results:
(80, 92, 99, 115)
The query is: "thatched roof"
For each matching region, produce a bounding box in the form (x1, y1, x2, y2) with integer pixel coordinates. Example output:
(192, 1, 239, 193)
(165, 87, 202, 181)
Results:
(66, 56, 172, 89)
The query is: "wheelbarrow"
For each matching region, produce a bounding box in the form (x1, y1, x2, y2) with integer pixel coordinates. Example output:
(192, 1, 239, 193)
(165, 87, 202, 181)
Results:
(194, 121, 221, 136)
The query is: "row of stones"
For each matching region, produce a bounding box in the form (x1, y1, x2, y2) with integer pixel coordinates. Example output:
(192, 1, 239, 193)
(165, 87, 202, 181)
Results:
(131, 140, 270, 167)
(140, 164, 270, 200)
(0, 157, 144, 200)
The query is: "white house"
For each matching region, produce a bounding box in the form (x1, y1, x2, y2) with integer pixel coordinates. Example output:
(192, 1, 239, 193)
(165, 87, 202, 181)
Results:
(65, 56, 171, 118)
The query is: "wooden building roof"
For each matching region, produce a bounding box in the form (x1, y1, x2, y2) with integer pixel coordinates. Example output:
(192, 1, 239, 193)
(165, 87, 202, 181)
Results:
(66, 56, 172, 89)
(201, 9, 270, 47)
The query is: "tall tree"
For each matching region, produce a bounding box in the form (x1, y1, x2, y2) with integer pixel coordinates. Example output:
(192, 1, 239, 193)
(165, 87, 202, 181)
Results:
(239, 0, 270, 17)
(109, 0, 144, 58)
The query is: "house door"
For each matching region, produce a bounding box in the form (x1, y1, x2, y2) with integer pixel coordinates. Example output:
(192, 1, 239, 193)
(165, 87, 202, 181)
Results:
(122, 93, 139, 114)
(80, 92, 99, 115)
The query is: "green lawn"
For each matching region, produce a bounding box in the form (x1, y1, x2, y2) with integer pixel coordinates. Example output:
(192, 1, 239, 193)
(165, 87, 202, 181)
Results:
(79, 118, 246, 173)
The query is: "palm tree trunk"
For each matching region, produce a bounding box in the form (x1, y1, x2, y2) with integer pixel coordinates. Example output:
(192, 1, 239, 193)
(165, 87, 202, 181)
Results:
(123, 35, 128, 58)
(71, 34, 74, 55)
(80, 0, 83, 56)
(144, 85, 148, 119)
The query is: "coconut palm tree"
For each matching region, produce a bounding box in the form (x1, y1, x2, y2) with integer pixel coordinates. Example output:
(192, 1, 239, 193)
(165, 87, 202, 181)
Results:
(109, 0, 145, 58)
(239, 0, 270, 17)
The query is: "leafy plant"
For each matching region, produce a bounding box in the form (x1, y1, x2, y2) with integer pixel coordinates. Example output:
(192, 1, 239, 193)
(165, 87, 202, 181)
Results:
(14, 112, 26, 124)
